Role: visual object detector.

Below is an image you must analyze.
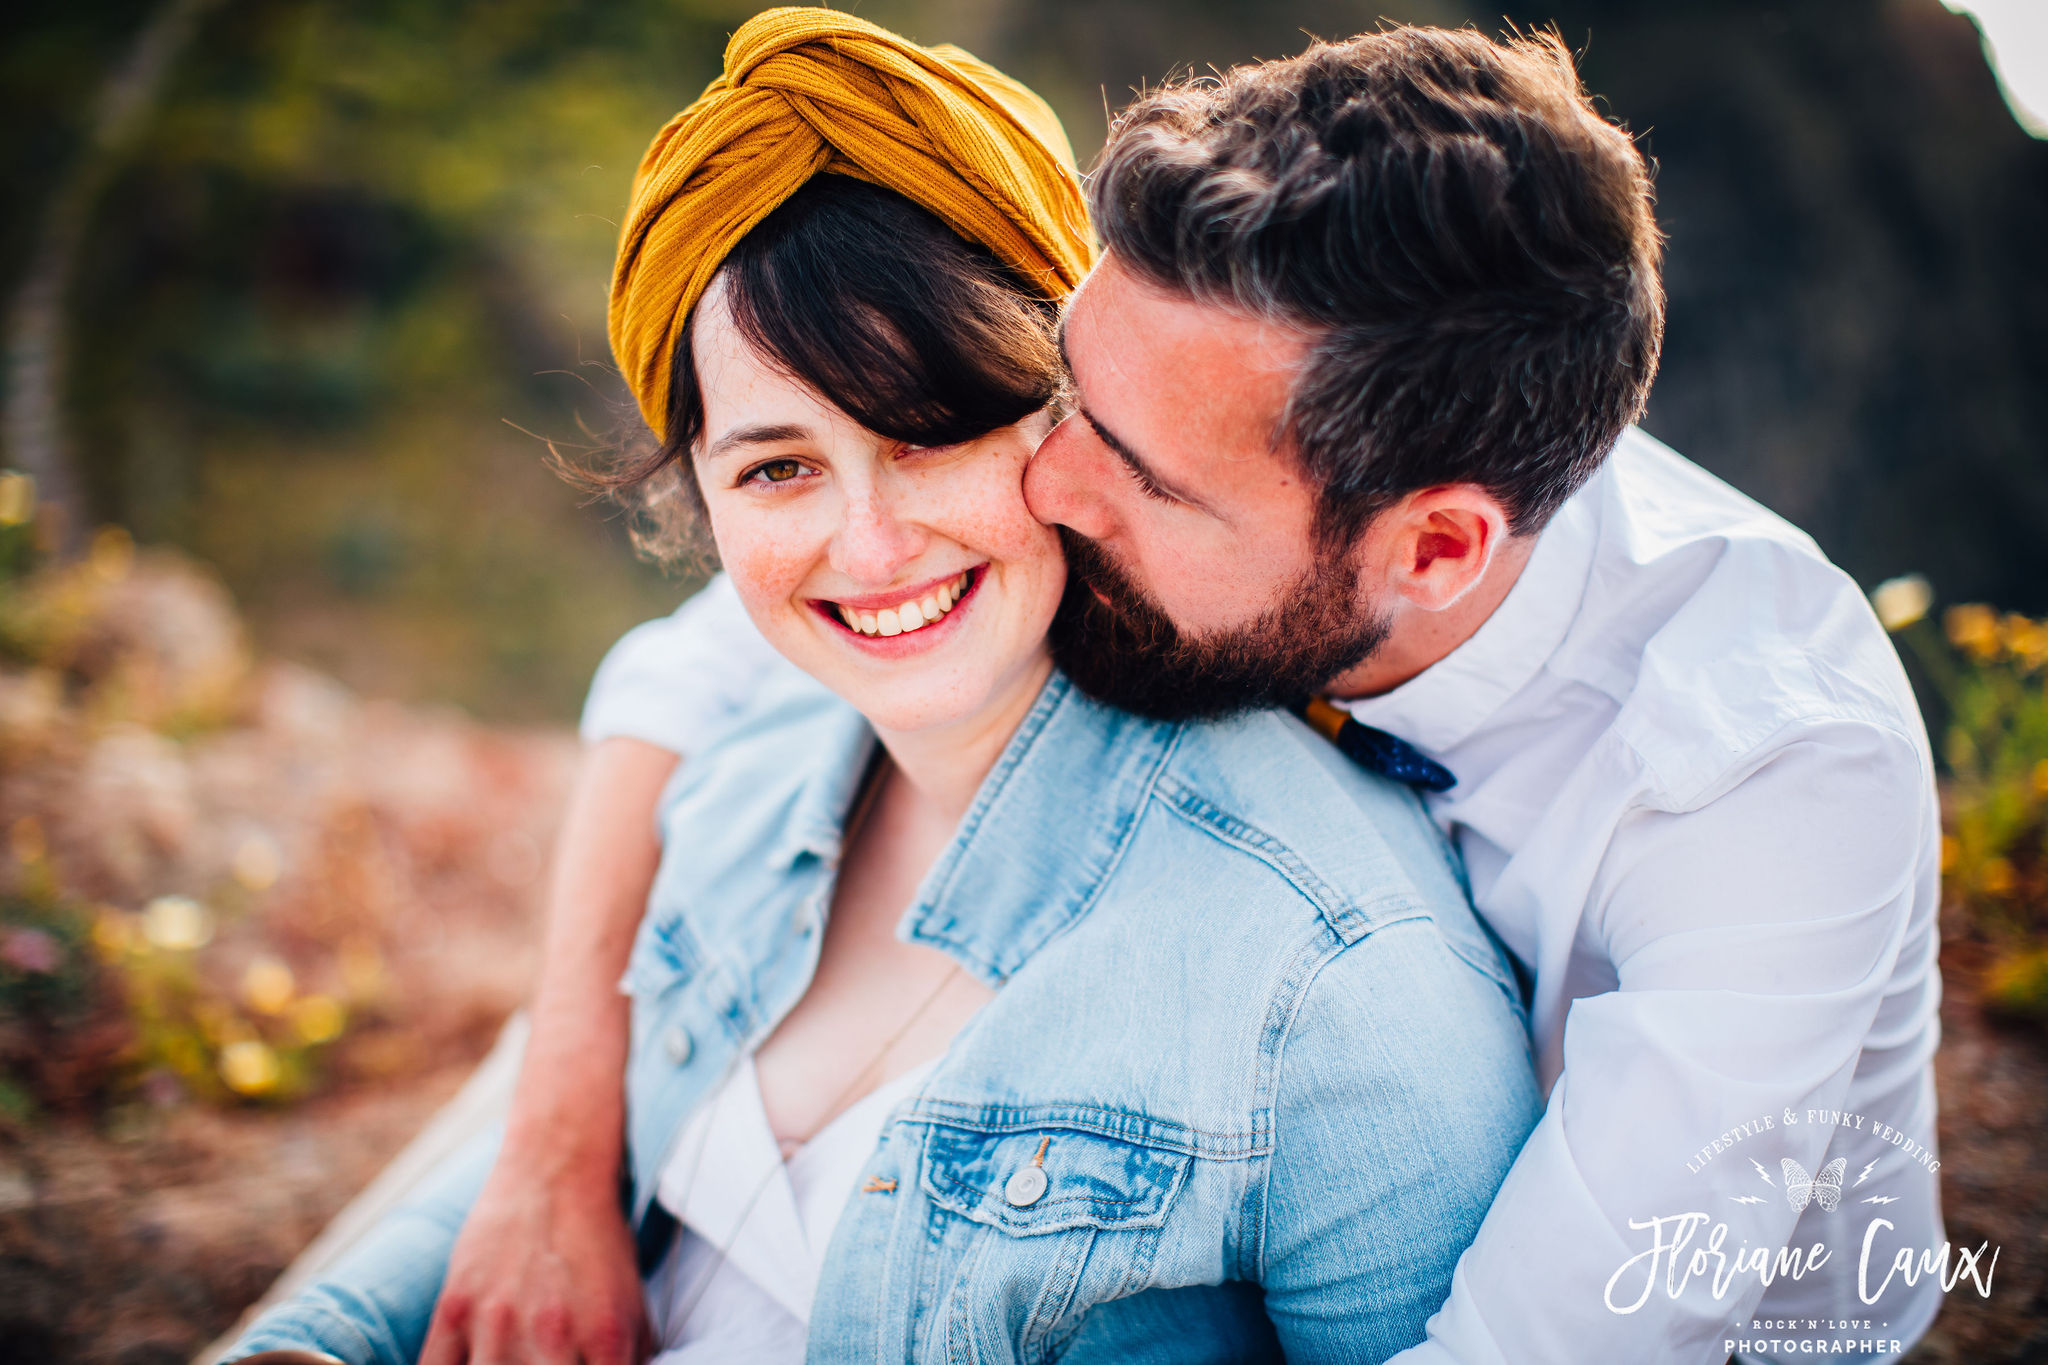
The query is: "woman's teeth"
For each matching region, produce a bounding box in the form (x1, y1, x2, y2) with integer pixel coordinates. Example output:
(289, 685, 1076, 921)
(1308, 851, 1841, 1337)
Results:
(837, 571, 972, 638)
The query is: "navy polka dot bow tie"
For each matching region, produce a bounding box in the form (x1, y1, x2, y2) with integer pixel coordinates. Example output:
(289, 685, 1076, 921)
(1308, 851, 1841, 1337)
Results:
(1290, 696, 1457, 793)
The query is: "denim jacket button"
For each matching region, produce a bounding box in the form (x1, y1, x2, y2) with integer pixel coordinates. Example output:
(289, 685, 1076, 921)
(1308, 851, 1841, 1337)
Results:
(662, 1026, 693, 1066)
(1004, 1165, 1047, 1207)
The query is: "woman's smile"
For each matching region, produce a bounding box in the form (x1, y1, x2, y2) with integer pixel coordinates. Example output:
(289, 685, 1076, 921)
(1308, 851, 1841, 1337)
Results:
(814, 566, 982, 647)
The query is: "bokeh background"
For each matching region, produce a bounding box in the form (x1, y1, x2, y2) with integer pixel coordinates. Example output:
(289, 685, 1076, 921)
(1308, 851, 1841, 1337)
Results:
(1, 1, 2044, 1362)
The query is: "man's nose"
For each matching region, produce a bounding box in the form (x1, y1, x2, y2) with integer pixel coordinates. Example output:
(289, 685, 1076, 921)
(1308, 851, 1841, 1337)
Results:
(830, 485, 926, 585)
(1024, 414, 1116, 541)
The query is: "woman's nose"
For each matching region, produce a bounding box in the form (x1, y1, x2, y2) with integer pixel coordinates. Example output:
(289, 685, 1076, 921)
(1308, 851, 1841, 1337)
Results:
(1023, 414, 1117, 541)
(829, 485, 927, 586)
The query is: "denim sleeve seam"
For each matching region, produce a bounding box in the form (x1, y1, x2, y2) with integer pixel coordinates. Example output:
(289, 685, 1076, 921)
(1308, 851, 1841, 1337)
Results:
(1246, 935, 1353, 1283)
(229, 1302, 382, 1364)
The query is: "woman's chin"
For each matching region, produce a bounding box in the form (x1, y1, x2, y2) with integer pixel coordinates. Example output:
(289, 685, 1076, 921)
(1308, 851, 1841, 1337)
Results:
(818, 650, 1054, 740)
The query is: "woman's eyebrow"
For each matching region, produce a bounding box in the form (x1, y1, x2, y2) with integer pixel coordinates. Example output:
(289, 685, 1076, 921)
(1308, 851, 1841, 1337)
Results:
(704, 422, 812, 460)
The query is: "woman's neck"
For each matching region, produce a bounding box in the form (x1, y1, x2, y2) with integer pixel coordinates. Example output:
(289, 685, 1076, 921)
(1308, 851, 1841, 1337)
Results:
(867, 653, 1054, 825)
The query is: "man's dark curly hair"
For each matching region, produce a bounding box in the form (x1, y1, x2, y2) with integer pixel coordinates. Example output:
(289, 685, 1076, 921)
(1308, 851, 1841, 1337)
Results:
(1090, 26, 1665, 542)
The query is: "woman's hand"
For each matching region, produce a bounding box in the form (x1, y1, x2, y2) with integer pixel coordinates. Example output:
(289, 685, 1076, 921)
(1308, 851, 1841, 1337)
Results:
(419, 1150, 649, 1365)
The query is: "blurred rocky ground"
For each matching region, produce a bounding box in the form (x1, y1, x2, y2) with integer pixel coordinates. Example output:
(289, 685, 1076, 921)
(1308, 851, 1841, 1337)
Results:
(0, 539, 572, 1362)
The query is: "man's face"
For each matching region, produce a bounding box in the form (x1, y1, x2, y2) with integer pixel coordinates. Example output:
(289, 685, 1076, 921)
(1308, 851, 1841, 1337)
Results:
(1025, 254, 1388, 718)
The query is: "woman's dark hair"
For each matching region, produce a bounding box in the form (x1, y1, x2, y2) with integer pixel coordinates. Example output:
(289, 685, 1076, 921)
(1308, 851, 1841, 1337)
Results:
(592, 175, 1063, 564)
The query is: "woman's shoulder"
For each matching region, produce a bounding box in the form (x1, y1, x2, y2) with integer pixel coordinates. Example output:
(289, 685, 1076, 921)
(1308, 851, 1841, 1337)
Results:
(1140, 702, 1472, 938)
(655, 660, 873, 860)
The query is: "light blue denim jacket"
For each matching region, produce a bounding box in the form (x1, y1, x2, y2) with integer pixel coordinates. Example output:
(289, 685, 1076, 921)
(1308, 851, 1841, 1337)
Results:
(231, 669, 1538, 1364)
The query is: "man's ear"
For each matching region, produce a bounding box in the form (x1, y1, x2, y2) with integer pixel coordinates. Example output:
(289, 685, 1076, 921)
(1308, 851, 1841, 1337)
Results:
(1367, 485, 1513, 612)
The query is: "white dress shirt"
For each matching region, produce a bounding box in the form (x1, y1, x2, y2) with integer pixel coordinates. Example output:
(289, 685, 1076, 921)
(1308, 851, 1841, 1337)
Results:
(645, 1053, 940, 1362)
(583, 428, 1944, 1364)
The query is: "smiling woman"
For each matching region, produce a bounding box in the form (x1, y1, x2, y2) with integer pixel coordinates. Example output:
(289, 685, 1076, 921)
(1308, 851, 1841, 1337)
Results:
(611, 175, 1070, 738)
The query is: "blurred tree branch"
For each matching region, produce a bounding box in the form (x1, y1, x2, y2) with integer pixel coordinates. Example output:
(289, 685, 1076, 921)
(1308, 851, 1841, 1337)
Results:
(3, 0, 225, 557)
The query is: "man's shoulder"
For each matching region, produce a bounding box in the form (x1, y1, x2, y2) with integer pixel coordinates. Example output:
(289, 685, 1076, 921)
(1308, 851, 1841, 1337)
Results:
(1566, 430, 1930, 805)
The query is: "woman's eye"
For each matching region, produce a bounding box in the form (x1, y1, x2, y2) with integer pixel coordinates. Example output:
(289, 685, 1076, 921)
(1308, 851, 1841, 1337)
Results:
(744, 458, 809, 485)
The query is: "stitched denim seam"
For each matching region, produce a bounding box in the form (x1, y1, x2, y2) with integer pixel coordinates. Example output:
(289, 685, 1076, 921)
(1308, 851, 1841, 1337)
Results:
(1153, 777, 1429, 943)
(1248, 936, 1351, 1284)
(232, 1304, 380, 1365)
(908, 1102, 1269, 1156)
(910, 692, 1181, 981)
(929, 1165, 1165, 1210)
(1019, 1226, 1094, 1362)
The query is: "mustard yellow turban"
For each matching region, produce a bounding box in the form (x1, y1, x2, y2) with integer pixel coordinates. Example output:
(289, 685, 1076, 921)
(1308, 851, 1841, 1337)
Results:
(608, 7, 1095, 438)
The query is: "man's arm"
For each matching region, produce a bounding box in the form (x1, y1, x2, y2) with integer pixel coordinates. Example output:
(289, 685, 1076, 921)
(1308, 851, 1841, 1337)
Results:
(1390, 723, 1942, 1365)
(420, 735, 676, 1365)
(423, 576, 782, 1365)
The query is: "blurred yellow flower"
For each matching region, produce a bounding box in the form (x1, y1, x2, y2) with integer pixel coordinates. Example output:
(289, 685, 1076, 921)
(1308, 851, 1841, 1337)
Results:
(231, 834, 284, 892)
(88, 525, 134, 584)
(1981, 857, 2017, 897)
(290, 994, 346, 1045)
(2003, 613, 2048, 671)
(141, 896, 213, 951)
(2034, 760, 2048, 800)
(91, 909, 135, 959)
(241, 957, 296, 1014)
(1870, 574, 1932, 631)
(0, 471, 34, 527)
(1940, 835, 1960, 874)
(1945, 604, 2001, 661)
(219, 1039, 282, 1096)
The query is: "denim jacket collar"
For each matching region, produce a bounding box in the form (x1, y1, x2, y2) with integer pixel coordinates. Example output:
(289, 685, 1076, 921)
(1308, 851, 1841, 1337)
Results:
(764, 702, 876, 873)
(899, 672, 1179, 988)
(777, 670, 1180, 990)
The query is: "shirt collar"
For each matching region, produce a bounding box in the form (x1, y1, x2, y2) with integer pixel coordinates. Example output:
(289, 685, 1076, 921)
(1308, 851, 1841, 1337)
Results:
(1336, 472, 1603, 754)
(898, 671, 1178, 988)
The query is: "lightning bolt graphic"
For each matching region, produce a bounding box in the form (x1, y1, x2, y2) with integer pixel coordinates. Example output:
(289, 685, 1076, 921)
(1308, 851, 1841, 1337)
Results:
(1861, 1195, 1899, 1206)
(1854, 1160, 1879, 1187)
(1749, 1158, 1775, 1186)
(1729, 1195, 1768, 1206)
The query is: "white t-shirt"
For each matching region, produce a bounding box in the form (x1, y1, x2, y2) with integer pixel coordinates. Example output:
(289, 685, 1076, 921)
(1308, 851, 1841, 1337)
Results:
(646, 1054, 940, 1362)
(583, 428, 1944, 1364)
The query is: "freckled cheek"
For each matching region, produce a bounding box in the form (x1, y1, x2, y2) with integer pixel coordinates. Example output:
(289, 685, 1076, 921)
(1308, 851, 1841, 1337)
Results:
(705, 506, 828, 621)
(932, 456, 1062, 569)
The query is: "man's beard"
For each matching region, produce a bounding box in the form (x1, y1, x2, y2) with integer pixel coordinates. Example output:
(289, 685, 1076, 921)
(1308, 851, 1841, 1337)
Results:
(1047, 526, 1390, 721)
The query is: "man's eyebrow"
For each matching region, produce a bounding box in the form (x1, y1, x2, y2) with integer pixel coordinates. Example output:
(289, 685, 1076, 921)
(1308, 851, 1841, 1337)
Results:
(703, 423, 811, 461)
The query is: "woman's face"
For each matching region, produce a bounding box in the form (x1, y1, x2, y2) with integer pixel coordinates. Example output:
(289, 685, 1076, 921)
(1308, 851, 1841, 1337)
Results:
(690, 281, 1066, 736)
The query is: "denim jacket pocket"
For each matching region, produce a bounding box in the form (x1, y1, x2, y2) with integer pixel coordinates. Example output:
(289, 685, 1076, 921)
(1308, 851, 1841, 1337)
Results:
(920, 1120, 1191, 1234)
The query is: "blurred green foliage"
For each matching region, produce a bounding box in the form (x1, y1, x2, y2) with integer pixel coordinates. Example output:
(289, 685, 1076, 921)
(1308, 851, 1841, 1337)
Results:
(6, 0, 793, 719)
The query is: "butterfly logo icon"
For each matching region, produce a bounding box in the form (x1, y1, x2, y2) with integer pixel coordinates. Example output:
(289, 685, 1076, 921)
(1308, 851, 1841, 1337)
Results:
(1782, 1157, 1847, 1213)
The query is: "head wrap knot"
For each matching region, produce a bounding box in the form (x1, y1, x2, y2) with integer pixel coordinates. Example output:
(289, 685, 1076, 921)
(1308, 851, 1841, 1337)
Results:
(608, 7, 1094, 437)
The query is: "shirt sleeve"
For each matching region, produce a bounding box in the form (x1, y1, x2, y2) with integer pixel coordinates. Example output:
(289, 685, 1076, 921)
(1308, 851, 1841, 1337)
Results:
(578, 573, 785, 755)
(1388, 721, 1941, 1365)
